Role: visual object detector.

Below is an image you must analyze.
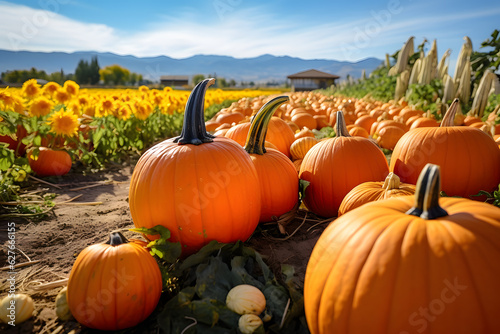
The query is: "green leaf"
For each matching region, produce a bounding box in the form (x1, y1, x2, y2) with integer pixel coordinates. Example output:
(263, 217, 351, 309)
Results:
(129, 225, 181, 263)
(195, 257, 234, 301)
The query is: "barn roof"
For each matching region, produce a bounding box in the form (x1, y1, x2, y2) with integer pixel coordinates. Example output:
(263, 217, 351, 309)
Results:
(287, 69, 340, 79)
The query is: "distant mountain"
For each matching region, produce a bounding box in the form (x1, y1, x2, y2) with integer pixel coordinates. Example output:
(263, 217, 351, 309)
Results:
(0, 50, 383, 83)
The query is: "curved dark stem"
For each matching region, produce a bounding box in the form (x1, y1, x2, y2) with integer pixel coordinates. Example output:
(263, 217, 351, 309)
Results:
(173, 78, 215, 145)
(105, 231, 129, 246)
(244, 96, 289, 155)
(406, 163, 448, 219)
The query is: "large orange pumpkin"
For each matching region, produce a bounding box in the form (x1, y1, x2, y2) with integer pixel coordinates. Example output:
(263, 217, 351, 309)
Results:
(129, 79, 261, 254)
(305, 164, 500, 334)
(244, 96, 298, 222)
(390, 99, 500, 198)
(67, 232, 162, 331)
(338, 172, 415, 215)
(28, 147, 72, 177)
(299, 111, 389, 217)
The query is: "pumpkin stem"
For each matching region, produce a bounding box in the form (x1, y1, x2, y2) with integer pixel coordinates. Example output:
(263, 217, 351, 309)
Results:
(382, 172, 400, 190)
(405, 164, 448, 219)
(440, 98, 460, 127)
(105, 231, 129, 246)
(244, 96, 290, 155)
(173, 78, 215, 145)
(335, 111, 351, 137)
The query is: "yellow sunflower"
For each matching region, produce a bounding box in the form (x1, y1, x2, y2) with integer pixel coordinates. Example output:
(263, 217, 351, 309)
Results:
(113, 102, 132, 120)
(22, 79, 41, 99)
(63, 80, 80, 96)
(0, 88, 15, 108)
(97, 97, 115, 117)
(133, 100, 153, 120)
(54, 88, 71, 104)
(29, 97, 54, 117)
(47, 109, 79, 137)
(139, 85, 149, 93)
(42, 82, 61, 97)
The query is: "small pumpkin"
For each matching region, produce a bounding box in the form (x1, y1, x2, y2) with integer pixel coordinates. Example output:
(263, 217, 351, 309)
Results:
(376, 125, 406, 150)
(226, 284, 266, 315)
(338, 172, 415, 215)
(305, 163, 500, 334)
(28, 147, 72, 177)
(290, 137, 318, 160)
(244, 96, 298, 223)
(239, 314, 264, 334)
(67, 232, 162, 331)
(55, 287, 72, 321)
(299, 111, 389, 217)
(129, 79, 261, 254)
(0, 294, 34, 325)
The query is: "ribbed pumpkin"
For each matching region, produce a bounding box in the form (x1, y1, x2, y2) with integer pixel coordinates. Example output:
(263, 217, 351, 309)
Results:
(67, 232, 162, 331)
(390, 98, 500, 198)
(376, 125, 406, 150)
(244, 96, 298, 223)
(299, 111, 389, 217)
(290, 137, 318, 160)
(305, 164, 500, 334)
(129, 79, 261, 254)
(338, 172, 415, 215)
(28, 147, 72, 177)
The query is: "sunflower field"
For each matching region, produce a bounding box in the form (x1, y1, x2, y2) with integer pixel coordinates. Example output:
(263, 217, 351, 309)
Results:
(0, 79, 285, 201)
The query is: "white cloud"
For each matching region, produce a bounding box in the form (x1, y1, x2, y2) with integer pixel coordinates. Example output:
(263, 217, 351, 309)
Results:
(0, 1, 499, 63)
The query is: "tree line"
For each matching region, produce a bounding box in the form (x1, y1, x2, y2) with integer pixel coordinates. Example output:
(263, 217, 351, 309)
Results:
(1, 56, 144, 86)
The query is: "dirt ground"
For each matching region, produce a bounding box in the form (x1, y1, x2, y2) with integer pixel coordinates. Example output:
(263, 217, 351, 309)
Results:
(0, 160, 328, 333)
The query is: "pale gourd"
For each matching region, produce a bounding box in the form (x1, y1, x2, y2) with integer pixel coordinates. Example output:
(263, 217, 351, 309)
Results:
(0, 294, 34, 325)
(226, 284, 266, 315)
(238, 314, 264, 334)
(55, 287, 72, 321)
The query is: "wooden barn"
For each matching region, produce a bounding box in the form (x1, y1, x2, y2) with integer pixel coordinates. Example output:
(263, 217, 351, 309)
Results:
(287, 69, 340, 92)
(160, 75, 189, 88)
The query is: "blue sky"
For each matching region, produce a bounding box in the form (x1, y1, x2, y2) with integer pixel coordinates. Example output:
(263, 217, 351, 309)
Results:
(0, 0, 498, 70)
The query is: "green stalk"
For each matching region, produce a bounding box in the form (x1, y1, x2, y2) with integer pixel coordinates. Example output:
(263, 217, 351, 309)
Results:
(244, 96, 289, 155)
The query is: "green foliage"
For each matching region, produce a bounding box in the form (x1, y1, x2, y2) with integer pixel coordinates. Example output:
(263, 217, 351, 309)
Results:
(471, 29, 500, 84)
(484, 94, 500, 122)
(155, 240, 308, 334)
(326, 66, 397, 102)
(405, 79, 445, 119)
(193, 74, 206, 85)
(98, 64, 142, 85)
(1, 68, 74, 85)
(204, 99, 237, 121)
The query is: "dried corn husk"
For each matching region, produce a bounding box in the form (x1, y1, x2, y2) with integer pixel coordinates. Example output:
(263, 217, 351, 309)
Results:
(471, 70, 495, 117)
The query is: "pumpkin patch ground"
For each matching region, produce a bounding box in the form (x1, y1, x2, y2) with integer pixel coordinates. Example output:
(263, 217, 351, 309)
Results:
(0, 161, 326, 334)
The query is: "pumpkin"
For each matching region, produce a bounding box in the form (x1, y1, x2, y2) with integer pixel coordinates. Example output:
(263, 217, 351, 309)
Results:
(290, 136, 318, 160)
(409, 117, 440, 129)
(55, 287, 72, 321)
(338, 172, 415, 215)
(354, 115, 376, 133)
(304, 163, 500, 334)
(0, 125, 27, 156)
(292, 113, 317, 130)
(226, 284, 266, 315)
(28, 147, 72, 177)
(376, 125, 406, 150)
(129, 79, 261, 254)
(299, 111, 389, 217)
(216, 111, 245, 125)
(0, 294, 34, 325)
(239, 314, 264, 334)
(348, 125, 370, 138)
(244, 96, 298, 223)
(390, 98, 500, 198)
(67, 232, 162, 331)
(294, 127, 315, 140)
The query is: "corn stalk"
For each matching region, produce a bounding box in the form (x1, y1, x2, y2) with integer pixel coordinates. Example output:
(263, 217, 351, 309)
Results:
(395, 70, 410, 101)
(408, 58, 422, 85)
(470, 70, 495, 117)
(418, 54, 433, 85)
(457, 59, 471, 105)
(390, 36, 415, 75)
(442, 74, 456, 104)
(437, 49, 451, 80)
(429, 39, 438, 80)
(453, 36, 473, 86)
